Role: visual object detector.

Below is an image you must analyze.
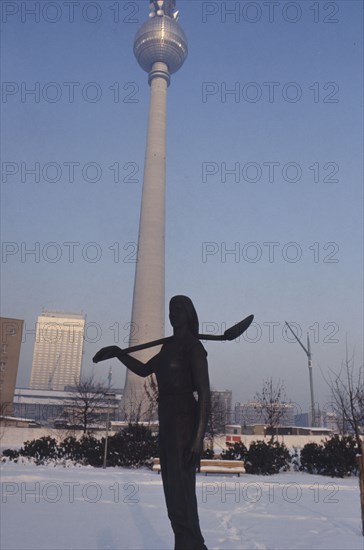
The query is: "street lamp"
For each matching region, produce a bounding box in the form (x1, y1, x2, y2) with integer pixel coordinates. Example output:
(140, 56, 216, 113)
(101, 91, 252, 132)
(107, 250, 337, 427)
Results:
(103, 392, 115, 469)
(285, 322, 316, 427)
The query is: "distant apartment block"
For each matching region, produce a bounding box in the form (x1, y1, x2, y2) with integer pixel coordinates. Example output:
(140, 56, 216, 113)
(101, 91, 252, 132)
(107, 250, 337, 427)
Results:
(211, 389, 233, 426)
(234, 400, 296, 427)
(29, 311, 85, 390)
(0, 317, 24, 416)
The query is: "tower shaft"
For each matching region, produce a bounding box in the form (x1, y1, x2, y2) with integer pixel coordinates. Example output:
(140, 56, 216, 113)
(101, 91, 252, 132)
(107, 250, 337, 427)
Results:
(122, 63, 169, 417)
(123, 1, 187, 419)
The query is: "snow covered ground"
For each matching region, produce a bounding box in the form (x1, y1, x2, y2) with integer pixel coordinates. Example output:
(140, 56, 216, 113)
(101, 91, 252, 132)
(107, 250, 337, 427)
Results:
(0, 461, 362, 550)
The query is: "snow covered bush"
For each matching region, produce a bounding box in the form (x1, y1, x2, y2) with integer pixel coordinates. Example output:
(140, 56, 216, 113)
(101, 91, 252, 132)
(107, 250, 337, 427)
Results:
(300, 435, 359, 477)
(202, 448, 215, 459)
(107, 423, 159, 468)
(220, 441, 248, 461)
(321, 435, 358, 477)
(78, 435, 104, 466)
(22, 436, 59, 465)
(299, 442, 324, 474)
(1, 448, 20, 461)
(245, 440, 291, 475)
(57, 436, 83, 462)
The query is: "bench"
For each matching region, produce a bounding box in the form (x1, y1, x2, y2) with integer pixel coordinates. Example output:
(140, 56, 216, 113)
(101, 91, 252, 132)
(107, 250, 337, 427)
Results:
(152, 458, 245, 476)
(152, 457, 161, 473)
(199, 459, 245, 476)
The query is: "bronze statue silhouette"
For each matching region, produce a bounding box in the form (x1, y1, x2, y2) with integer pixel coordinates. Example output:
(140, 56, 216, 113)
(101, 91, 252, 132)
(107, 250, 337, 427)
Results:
(93, 295, 210, 550)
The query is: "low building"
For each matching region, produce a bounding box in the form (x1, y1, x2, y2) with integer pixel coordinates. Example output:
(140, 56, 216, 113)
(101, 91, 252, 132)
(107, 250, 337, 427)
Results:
(0, 415, 41, 428)
(13, 388, 123, 426)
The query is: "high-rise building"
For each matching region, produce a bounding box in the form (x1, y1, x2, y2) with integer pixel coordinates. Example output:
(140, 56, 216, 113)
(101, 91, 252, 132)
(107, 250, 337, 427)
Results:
(122, 0, 188, 415)
(211, 389, 233, 426)
(0, 317, 24, 416)
(29, 311, 85, 391)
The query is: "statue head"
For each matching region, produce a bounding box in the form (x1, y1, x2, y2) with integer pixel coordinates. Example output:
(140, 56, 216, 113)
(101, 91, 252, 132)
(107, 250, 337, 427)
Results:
(169, 295, 199, 336)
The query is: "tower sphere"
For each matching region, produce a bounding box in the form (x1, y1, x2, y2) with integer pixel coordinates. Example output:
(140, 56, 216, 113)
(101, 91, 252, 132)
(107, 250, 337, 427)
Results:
(134, 16, 188, 75)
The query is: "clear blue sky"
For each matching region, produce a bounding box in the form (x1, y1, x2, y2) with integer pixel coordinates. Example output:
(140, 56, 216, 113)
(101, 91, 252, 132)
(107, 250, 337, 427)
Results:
(1, 0, 363, 414)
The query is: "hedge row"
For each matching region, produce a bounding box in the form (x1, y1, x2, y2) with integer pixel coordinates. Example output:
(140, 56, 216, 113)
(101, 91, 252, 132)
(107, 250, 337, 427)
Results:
(2, 430, 360, 477)
(215, 435, 360, 477)
(2, 424, 158, 468)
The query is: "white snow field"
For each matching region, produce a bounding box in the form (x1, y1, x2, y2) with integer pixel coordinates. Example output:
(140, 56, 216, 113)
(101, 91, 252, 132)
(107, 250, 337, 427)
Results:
(0, 461, 362, 550)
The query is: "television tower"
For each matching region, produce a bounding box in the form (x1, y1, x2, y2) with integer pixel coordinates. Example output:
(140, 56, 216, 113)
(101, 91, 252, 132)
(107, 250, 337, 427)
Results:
(122, 0, 188, 417)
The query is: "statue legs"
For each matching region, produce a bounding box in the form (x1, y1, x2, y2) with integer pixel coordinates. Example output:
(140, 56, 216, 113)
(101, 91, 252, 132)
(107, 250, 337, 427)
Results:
(158, 395, 207, 550)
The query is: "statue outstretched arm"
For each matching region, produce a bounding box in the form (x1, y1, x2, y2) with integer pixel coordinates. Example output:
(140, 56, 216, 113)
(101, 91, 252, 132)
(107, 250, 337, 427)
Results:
(93, 346, 153, 378)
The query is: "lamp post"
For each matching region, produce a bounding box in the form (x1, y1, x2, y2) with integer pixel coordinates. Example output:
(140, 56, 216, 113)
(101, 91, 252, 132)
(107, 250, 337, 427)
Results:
(103, 392, 115, 469)
(285, 322, 316, 427)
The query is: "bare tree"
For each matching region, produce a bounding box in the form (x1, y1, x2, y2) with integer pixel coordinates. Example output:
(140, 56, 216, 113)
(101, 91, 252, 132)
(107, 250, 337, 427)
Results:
(144, 374, 159, 422)
(325, 347, 364, 449)
(254, 378, 288, 440)
(119, 384, 154, 424)
(64, 375, 107, 434)
(205, 389, 227, 451)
